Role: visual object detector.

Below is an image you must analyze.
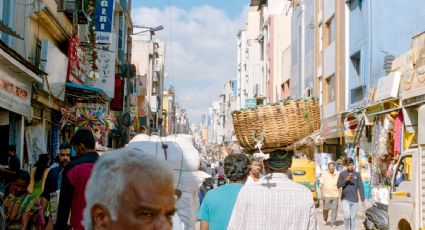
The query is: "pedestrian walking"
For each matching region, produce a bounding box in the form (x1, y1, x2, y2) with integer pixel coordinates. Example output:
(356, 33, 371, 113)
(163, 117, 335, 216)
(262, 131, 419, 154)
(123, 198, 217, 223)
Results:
(28, 153, 50, 198)
(41, 143, 71, 230)
(83, 148, 175, 230)
(245, 157, 263, 185)
(320, 162, 339, 228)
(57, 129, 99, 230)
(197, 154, 250, 230)
(227, 150, 317, 230)
(337, 157, 365, 230)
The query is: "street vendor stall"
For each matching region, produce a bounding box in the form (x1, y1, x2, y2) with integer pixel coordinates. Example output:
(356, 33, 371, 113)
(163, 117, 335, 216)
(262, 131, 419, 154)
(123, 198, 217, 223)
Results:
(61, 82, 110, 153)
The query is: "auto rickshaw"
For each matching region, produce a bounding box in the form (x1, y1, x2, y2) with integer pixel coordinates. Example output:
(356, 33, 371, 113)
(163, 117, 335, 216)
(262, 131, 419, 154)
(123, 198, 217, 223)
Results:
(290, 158, 319, 208)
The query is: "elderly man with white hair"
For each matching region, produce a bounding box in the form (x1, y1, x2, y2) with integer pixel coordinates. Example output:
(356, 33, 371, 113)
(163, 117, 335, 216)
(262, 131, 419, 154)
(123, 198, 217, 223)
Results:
(83, 148, 177, 230)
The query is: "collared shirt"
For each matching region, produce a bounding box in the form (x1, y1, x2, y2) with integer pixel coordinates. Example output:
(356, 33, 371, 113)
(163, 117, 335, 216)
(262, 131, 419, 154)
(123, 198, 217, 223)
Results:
(320, 171, 340, 198)
(228, 173, 317, 230)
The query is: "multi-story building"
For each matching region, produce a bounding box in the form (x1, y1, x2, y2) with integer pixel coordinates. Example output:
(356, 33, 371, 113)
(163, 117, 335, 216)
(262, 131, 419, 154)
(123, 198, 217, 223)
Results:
(236, 0, 292, 110)
(315, 0, 346, 157)
(162, 87, 175, 135)
(132, 39, 165, 135)
(346, 0, 425, 109)
(291, 0, 315, 99)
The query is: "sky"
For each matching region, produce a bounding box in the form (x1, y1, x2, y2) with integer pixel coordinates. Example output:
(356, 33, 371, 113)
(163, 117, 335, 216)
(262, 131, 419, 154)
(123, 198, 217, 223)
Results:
(131, 0, 250, 126)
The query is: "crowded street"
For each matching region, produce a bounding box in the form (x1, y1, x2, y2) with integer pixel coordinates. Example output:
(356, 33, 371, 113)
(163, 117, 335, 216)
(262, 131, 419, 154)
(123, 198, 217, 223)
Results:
(0, 0, 425, 229)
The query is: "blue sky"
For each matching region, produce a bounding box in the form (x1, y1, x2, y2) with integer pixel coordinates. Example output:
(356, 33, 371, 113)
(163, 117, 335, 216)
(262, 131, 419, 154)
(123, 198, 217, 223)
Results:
(133, 0, 249, 19)
(131, 1, 249, 126)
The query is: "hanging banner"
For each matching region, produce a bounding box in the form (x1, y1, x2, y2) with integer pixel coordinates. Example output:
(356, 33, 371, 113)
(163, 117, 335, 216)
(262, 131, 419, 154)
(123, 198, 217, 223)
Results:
(95, 0, 115, 44)
(67, 35, 89, 84)
(110, 75, 124, 111)
(44, 41, 68, 101)
(92, 45, 116, 98)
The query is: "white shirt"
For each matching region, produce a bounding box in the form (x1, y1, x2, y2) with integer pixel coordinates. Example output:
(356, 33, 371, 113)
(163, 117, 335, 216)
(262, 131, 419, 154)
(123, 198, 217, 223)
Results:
(228, 173, 317, 230)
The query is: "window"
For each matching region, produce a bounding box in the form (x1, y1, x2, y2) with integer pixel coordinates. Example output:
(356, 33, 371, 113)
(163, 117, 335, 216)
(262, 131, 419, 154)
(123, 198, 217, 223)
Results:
(34, 38, 42, 68)
(351, 52, 361, 78)
(393, 155, 412, 192)
(326, 75, 335, 102)
(325, 16, 336, 46)
(350, 85, 365, 105)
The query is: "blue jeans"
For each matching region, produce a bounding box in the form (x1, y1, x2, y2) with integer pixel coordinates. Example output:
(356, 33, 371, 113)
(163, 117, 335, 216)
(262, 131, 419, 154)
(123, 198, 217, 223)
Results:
(342, 200, 359, 230)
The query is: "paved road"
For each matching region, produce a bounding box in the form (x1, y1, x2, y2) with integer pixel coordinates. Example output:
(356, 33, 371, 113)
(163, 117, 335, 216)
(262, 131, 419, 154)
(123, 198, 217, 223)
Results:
(316, 201, 369, 230)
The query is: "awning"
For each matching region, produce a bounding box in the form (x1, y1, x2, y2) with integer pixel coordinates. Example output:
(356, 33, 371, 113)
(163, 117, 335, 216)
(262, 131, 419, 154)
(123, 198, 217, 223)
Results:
(0, 19, 23, 39)
(0, 40, 45, 83)
(65, 82, 109, 104)
(365, 98, 400, 116)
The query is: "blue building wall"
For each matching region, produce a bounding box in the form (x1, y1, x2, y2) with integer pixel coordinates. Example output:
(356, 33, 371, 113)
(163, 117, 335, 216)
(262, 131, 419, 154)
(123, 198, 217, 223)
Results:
(348, 0, 425, 109)
(291, 0, 315, 99)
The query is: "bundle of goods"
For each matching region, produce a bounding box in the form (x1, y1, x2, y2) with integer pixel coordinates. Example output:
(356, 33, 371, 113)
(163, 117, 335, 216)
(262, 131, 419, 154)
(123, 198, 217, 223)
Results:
(127, 134, 202, 230)
(232, 98, 320, 151)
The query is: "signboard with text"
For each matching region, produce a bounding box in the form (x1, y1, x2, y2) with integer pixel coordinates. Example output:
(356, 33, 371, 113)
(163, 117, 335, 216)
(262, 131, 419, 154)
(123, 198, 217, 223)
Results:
(245, 98, 257, 109)
(95, 0, 115, 44)
(0, 67, 32, 117)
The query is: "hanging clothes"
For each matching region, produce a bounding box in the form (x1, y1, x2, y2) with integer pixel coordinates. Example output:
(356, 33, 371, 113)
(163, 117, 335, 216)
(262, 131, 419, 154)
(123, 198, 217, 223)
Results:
(25, 125, 47, 165)
(393, 112, 403, 158)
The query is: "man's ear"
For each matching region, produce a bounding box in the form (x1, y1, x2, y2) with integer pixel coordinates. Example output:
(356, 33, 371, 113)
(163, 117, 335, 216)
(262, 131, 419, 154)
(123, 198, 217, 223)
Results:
(91, 204, 112, 230)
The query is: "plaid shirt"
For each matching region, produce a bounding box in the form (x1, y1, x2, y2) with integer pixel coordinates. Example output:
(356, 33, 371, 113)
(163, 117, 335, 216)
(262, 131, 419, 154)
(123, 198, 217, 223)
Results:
(228, 173, 317, 230)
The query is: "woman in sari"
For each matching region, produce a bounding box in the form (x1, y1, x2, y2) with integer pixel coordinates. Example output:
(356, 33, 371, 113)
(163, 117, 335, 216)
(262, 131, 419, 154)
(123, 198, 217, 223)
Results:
(4, 170, 38, 230)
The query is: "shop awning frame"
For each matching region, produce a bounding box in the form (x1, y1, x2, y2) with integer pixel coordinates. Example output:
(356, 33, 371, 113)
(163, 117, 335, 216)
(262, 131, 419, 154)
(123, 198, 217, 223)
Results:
(0, 19, 23, 39)
(65, 82, 109, 104)
(0, 40, 45, 83)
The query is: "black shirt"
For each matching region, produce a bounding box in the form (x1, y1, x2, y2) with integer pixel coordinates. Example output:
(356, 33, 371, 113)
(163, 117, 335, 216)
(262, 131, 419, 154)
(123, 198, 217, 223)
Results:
(8, 155, 20, 172)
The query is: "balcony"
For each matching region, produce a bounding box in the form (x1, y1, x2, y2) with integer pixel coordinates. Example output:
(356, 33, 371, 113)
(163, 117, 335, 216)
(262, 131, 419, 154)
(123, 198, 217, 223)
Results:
(57, 0, 88, 24)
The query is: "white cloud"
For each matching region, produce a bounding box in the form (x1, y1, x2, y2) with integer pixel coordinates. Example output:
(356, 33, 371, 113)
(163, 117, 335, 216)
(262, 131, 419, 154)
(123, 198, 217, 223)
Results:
(131, 5, 247, 125)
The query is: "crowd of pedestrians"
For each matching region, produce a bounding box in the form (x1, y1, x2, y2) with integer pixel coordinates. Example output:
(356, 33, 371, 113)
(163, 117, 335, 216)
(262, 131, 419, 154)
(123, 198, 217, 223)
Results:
(0, 128, 367, 230)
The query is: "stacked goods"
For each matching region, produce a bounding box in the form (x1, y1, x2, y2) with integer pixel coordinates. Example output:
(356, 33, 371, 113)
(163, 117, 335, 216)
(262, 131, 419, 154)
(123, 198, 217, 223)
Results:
(127, 134, 201, 230)
(232, 98, 320, 151)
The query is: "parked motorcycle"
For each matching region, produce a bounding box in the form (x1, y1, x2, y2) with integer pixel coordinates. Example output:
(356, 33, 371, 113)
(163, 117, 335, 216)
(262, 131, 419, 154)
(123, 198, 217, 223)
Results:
(363, 202, 389, 230)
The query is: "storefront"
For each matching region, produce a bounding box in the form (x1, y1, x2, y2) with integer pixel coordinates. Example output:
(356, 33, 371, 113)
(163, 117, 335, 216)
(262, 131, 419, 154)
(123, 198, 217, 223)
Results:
(0, 40, 45, 167)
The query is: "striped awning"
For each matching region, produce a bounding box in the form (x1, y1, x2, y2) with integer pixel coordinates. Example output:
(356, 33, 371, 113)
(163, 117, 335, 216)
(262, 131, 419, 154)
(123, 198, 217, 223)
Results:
(0, 19, 23, 40)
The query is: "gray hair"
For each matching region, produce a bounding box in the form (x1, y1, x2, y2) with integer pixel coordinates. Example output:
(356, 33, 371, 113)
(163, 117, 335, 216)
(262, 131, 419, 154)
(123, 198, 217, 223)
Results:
(83, 148, 174, 230)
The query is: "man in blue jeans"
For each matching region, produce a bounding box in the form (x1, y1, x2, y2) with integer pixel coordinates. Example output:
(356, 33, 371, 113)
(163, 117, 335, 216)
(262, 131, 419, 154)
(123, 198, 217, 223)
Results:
(337, 157, 365, 230)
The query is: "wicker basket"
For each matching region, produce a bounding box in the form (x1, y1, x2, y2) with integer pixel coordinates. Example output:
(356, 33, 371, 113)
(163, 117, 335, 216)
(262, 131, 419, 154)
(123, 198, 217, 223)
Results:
(232, 98, 320, 151)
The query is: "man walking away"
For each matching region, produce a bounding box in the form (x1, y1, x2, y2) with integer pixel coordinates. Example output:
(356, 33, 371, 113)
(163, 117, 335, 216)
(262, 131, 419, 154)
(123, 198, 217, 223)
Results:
(198, 154, 250, 230)
(337, 157, 365, 230)
(228, 150, 317, 230)
(57, 129, 99, 230)
(320, 162, 339, 227)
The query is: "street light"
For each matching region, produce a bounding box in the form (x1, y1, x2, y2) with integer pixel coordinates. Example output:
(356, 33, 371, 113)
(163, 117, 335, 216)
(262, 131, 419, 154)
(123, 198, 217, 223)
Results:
(132, 25, 164, 40)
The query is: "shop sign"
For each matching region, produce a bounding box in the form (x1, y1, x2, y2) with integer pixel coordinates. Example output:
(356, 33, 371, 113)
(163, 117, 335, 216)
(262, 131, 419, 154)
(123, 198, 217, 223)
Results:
(43, 41, 68, 101)
(375, 72, 401, 102)
(401, 33, 425, 100)
(95, 0, 115, 44)
(0, 67, 31, 117)
(67, 35, 89, 84)
(91, 44, 116, 98)
(321, 114, 341, 139)
(110, 75, 124, 111)
(245, 98, 256, 109)
(344, 115, 359, 130)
